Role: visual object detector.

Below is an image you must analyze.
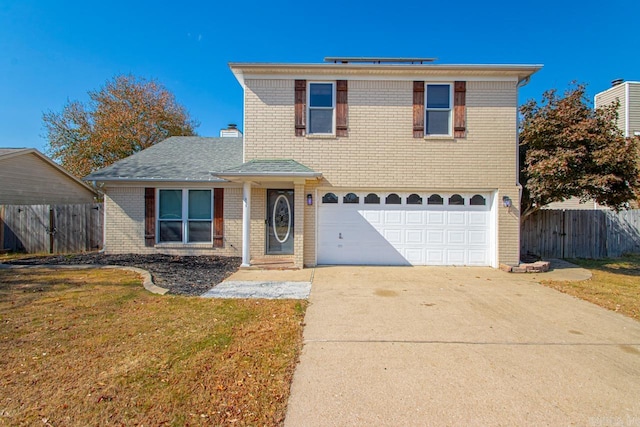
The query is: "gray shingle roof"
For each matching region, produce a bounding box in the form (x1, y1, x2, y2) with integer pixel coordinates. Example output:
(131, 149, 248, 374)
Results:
(218, 159, 320, 176)
(84, 137, 243, 182)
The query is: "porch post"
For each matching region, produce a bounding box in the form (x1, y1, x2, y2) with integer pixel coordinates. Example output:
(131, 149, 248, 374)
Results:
(241, 181, 251, 267)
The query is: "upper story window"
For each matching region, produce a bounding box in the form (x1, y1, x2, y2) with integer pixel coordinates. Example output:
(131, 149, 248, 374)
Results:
(425, 84, 452, 136)
(308, 82, 335, 135)
(158, 189, 212, 243)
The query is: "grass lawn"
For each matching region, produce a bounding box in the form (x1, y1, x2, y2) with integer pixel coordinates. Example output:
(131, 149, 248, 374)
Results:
(0, 252, 36, 262)
(543, 254, 640, 321)
(0, 268, 307, 426)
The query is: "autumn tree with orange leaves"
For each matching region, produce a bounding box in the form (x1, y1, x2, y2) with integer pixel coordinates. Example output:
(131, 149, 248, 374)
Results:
(519, 83, 639, 222)
(44, 75, 198, 177)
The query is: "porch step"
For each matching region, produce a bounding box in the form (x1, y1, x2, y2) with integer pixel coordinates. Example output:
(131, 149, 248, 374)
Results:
(243, 257, 298, 270)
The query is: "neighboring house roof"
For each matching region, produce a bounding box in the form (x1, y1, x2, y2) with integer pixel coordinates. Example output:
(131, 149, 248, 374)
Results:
(218, 159, 321, 178)
(84, 136, 243, 182)
(0, 148, 97, 197)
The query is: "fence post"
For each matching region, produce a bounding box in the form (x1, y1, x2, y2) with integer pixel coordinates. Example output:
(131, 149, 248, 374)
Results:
(49, 206, 55, 254)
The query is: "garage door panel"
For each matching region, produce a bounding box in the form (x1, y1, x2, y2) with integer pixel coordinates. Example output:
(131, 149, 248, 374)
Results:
(468, 230, 488, 245)
(447, 230, 466, 245)
(405, 229, 425, 244)
(362, 210, 382, 224)
(469, 211, 489, 225)
(404, 248, 425, 264)
(384, 211, 403, 225)
(447, 212, 466, 226)
(318, 192, 492, 266)
(427, 212, 445, 225)
(426, 230, 444, 244)
(468, 250, 488, 265)
(406, 211, 425, 225)
(447, 250, 465, 265)
(426, 250, 444, 264)
(384, 229, 403, 245)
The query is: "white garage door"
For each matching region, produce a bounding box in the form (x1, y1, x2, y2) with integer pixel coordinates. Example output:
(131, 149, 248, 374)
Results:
(317, 191, 494, 266)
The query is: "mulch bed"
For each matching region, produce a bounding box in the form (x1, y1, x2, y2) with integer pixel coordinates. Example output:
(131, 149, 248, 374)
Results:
(3, 253, 242, 296)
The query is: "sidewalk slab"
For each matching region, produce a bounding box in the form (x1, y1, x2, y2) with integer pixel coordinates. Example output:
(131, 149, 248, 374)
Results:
(202, 281, 311, 299)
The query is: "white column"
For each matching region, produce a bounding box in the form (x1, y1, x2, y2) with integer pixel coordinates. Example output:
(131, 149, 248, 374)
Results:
(241, 181, 251, 267)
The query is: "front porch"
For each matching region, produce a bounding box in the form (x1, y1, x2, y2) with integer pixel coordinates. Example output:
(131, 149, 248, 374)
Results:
(214, 159, 322, 269)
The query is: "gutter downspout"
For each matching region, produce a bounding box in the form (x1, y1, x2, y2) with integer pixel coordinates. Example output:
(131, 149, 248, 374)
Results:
(625, 82, 630, 138)
(515, 75, 530, 189)
(92, 180, 107, 253)
(515, 75, 531, 263)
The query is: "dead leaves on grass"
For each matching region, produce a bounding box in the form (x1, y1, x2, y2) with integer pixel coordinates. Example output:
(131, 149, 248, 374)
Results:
(0, 269, 307, 426)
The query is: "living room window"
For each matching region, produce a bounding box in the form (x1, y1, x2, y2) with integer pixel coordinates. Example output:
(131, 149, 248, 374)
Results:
(158, 189, 212, 243)
(425, 84, 453, 136)
(308, 82, 335, 134)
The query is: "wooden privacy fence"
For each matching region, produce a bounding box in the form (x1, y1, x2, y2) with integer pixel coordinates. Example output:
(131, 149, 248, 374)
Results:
(521, 209, 640, 259)
(0, 203, 103, 254)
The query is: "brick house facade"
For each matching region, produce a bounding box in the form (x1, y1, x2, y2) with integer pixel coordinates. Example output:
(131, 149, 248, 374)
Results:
(88, 59, 541, 268)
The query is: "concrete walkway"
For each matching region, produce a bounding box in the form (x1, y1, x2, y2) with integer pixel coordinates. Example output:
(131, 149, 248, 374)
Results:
(202, 268, 314, 299)
(285, 265, 640, 426)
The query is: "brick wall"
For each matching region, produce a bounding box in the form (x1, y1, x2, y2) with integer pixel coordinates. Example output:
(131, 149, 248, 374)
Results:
(245, 78, 522, 265)
(104, 186, 242, 256)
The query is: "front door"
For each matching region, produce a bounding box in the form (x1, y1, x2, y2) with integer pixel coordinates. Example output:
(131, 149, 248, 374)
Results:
(266, 189, 294, 254)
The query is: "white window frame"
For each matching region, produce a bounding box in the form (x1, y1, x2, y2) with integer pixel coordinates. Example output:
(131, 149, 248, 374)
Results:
(425, 83, 454, 136)
(307, 81, 336, 135)
(157, 189, 213, 244)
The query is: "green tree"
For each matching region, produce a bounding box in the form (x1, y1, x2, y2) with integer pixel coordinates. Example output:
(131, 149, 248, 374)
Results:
(44, 75, 198, 177)
(519, 83, 639, 221)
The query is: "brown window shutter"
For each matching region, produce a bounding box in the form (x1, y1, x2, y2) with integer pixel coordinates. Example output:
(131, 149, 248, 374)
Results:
(454, 81, 467, 138)
(295, 80, 306, 136)
(413, 81, 425, 138)
(144, 188, 155, 247)
(336, 80, 348, 137)
(213, 188, 224, 248)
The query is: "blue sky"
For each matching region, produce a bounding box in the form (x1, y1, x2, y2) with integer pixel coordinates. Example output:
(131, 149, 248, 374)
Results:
(1, 0, 638, 152)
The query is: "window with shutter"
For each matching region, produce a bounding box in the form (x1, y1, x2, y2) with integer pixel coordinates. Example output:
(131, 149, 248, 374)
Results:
(213, 188, 224, 247)
(425, 84, 453, 136)
(307, 82, 335, 135)
(156, 189, 214, 244)
(295, 80, 306, 136)
(336, 80, 348, 136)
(144, 188, 155, 246)
(414, 81, 467, 138)
(413, 81, 425, 138)
(454, 81, 467, 138)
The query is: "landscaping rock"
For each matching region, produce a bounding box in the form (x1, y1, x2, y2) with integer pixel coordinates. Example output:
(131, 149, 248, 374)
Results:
(4, 253, 241, 296)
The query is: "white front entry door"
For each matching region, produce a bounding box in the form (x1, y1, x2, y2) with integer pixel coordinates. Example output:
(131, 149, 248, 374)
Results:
(317, 191, 494, 266)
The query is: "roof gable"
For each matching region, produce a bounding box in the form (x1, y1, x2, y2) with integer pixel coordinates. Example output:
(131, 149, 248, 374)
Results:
(0, 148, 97, 196)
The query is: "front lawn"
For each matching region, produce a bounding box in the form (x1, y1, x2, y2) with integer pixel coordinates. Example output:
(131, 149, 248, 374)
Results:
(0, 268, 306, 425)
(543, 254, 640, 321)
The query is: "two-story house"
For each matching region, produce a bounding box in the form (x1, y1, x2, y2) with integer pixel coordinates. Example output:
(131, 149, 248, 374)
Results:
(595, 79, 640, 138)
(86, 58, 541, 269)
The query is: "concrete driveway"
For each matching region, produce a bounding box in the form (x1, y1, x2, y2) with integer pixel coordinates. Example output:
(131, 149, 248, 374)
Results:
(285, 265, 640, 426)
